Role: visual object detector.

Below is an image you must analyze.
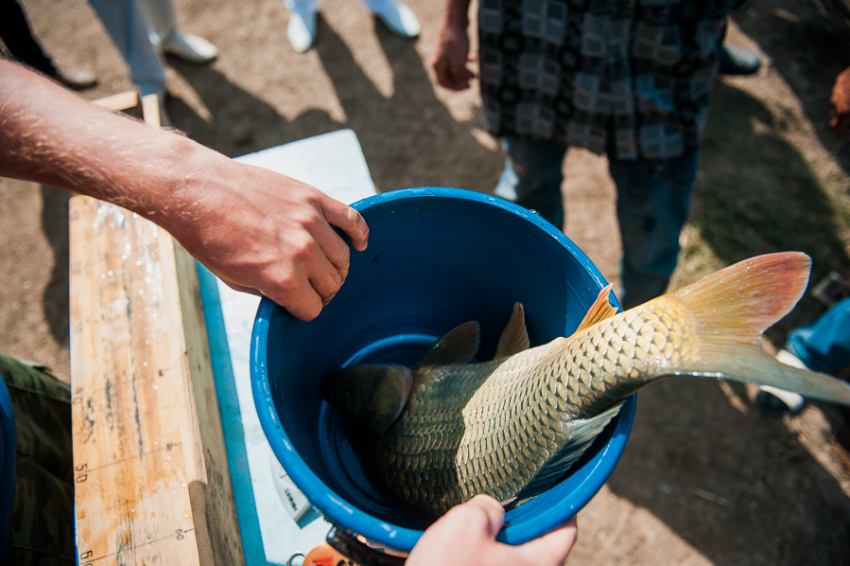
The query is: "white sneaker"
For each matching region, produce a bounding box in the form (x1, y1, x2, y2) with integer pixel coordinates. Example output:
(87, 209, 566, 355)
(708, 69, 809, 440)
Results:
(373, 1, 420, 38)
(776, 349, 808, 370)
(162, 31, 218, 64)
(288, 8, 317, 53)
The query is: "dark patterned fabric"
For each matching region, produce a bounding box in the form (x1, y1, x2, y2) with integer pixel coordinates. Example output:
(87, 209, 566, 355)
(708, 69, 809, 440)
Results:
(0, 353, 74, 566)
(478, 0, 746, 160)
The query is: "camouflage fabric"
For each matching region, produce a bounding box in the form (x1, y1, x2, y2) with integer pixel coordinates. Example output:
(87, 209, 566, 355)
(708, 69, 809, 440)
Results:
(0, 353, 74, 566)
(478, 0, 747, 160)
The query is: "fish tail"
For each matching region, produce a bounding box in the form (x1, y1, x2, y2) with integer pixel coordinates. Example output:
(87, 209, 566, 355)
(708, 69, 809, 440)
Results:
(662, 252, 850, 405)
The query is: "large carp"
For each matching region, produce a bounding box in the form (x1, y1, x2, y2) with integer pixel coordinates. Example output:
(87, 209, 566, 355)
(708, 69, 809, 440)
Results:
(321, 252, 850, 516)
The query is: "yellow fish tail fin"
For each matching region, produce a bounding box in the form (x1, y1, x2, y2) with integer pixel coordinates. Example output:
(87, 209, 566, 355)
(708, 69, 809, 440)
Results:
(667, 251, 811, 338)
(665, 252, 850, 406)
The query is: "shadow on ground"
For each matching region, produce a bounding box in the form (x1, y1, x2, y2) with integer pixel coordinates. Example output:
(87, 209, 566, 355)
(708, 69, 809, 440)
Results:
(39, 185, 70, 348)
(608, 379, 850, 566)
(732, 0, 850, 172)
(314, 21, 502, 193)
(165, 20, 502, 194)
(690, 80, 850, 339)
(165, 61, 339, 158)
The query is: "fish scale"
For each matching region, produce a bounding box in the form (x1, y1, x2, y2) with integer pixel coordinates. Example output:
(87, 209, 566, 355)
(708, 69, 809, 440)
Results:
(322, 253, 850, 517)
(366, 301, 704, 514)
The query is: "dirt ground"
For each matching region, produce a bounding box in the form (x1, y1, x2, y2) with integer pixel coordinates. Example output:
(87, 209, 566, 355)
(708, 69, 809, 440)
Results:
(3, 0, 850, 563)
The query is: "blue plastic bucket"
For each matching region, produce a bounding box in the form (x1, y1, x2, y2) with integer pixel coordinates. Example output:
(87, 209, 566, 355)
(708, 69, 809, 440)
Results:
(252, 187, 636, 552)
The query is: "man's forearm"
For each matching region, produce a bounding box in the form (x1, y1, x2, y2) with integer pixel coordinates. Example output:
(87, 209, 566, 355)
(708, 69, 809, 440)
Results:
(0, 59, 221, 233)
(1, 58, 370, 321)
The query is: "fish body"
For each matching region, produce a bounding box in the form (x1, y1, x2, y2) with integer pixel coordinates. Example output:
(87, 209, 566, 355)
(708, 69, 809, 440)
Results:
(321, 253, 850, 516)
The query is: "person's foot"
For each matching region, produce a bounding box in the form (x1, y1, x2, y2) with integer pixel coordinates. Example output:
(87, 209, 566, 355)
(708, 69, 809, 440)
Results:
(288, 8, 317, 53)
(53, 67, 97, 90)
(719, 44, 761, 76)
(161, 31, 218, 64)
(755, 350, 807, 415)
(373, 1, 420, 38)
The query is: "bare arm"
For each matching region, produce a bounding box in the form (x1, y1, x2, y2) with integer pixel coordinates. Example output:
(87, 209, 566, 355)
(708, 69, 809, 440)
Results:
(0, 59, 368, 321)
(406, 495, 578, 566)
(430, 0, 475, 91)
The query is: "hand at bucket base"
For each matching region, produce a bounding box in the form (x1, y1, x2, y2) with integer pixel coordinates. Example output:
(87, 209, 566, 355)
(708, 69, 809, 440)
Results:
(406, 495, 578, 566)
(0, 59, 369, 322)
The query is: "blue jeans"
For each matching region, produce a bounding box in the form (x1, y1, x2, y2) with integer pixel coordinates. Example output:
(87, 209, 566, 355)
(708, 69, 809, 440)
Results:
(89, 0, 166, 97)
(786, 297, 850, 372)
(495, 136, 698, 309)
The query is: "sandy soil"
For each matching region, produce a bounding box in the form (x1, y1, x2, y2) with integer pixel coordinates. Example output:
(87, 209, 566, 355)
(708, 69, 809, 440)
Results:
(3, 0, 850, 563)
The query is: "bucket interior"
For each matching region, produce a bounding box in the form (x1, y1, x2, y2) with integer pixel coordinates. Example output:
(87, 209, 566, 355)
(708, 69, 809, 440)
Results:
(253, 189, 635, 546)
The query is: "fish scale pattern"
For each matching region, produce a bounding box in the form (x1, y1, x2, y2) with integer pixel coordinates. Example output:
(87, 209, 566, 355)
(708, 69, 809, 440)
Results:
(563, 301, 697, 418)
(372, 362, 492, 514)
(367, 298, 698, 516)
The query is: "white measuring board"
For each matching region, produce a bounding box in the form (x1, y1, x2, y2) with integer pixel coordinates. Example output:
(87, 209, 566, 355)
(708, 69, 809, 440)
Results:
(201, 129, 377, 565)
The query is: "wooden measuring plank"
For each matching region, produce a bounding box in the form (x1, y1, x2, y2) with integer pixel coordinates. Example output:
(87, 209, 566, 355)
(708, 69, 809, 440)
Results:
(91, 91, 140, 114)
(91, 91, 159, 125)
(140, 94, 161, 128)
(70, 197, 244, 565)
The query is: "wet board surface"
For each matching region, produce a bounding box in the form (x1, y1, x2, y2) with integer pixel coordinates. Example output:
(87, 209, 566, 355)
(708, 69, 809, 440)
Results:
(69, 198, 243, 566)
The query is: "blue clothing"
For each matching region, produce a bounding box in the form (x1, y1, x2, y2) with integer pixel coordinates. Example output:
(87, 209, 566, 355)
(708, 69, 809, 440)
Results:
(495, 137, 568, 229)
(495, 136, 698, 309)
(478, 0, 744, 161)
(89, 0, 165, 97)
(786, 297, 850, 372)
(0, 379, 15, 564)
(478, 0, 733, 309)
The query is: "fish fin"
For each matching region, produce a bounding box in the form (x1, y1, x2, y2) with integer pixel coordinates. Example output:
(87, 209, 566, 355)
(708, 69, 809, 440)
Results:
(494, 303, 530, 359)
(660, 252, 850, 406)
(573, 284, 618, 335)
(412, 321, 480, 372)
(321, 364, 413, 436)
(516, 402, 624, 500)
(368, 365, 415, 435)
(673, 361, 850, 405)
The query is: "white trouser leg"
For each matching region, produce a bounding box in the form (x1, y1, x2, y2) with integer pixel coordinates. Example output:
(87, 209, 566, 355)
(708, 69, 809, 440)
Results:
(137, 0, 179, 44)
